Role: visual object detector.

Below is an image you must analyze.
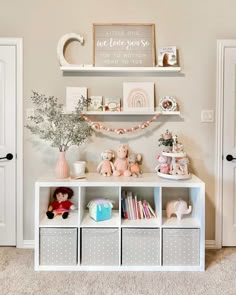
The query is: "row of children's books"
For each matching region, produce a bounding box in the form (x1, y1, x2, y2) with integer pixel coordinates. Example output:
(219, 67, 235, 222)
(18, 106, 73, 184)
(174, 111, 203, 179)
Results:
(121, 191, 156, 220)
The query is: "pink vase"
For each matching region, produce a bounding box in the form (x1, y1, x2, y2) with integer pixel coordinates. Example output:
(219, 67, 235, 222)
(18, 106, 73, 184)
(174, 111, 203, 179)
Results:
(55, 151, 70, 179)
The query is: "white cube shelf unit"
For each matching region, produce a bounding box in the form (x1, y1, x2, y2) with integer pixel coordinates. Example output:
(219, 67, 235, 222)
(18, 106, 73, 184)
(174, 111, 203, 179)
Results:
(35, 173, 205, 271)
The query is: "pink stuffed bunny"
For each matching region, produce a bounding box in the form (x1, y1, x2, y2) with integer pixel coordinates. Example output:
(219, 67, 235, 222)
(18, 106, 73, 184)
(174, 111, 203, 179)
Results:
(113, 144, 131, 177)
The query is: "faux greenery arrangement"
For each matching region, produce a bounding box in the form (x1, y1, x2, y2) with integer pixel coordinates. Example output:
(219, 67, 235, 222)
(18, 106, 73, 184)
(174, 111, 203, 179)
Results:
(158, 129, 173, 148)
(26, 91, 92, 152)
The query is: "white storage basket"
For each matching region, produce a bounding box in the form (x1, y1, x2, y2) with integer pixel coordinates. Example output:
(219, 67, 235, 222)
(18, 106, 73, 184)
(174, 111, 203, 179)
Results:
(122, 228, 160, 266)
(81, 228, 119, 266)
(40, 228, 77, 266)
(162, 228, 200, 266)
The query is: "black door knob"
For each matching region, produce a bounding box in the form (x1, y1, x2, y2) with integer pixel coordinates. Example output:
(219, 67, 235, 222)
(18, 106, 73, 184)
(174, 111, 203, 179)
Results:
(0, 153, 13, 161)
(226, 154, 236, 161)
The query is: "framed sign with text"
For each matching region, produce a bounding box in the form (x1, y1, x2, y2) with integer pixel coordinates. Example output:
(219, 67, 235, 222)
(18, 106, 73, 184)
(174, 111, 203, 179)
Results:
(93, 23, 156, 67)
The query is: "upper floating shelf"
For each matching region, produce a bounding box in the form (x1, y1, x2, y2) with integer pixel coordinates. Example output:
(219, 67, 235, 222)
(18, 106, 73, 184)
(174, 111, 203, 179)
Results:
(60, 65, 181, 73)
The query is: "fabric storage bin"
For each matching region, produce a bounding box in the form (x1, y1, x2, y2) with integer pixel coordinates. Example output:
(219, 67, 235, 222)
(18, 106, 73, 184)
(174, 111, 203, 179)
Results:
(122, 228, 160, 266)
(162, 228, 200, 266)
(40, 228, 77, 265)
(81, 228, 119, 265)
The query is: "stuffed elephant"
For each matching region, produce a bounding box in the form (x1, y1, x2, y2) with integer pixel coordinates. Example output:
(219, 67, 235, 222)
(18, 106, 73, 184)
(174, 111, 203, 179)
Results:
(166, 199, 192, 220)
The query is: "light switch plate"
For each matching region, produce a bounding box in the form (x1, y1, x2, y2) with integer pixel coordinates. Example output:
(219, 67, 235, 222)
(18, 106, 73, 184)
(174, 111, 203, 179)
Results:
(201, 110, 214, 122)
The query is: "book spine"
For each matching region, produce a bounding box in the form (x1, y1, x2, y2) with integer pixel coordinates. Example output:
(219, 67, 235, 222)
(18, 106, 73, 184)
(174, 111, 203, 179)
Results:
(132, 198, 137, 219)
(134, 195, 138, 219)
(147, 202, 156, 218)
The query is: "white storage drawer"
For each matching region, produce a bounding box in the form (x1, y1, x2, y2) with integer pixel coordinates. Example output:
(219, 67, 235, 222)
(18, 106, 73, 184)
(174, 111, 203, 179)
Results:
(40, 228, 77, 266)
(122, 228, 160, 266)
(162, 228, 200, 266)
(81, 228, 119, 266)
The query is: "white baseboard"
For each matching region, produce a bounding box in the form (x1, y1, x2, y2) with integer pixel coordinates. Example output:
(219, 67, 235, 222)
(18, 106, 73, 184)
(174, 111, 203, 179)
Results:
(22, 240, 34, 249)
(21, 239, 218, 250)
(205, 240, 218, 249)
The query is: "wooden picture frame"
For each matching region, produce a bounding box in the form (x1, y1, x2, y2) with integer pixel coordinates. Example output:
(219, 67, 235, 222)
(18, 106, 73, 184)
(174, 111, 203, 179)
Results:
(93, 23, 156, 67)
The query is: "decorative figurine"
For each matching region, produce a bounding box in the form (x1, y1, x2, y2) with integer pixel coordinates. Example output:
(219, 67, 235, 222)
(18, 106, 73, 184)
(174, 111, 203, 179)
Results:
(166, 199, 192, 220)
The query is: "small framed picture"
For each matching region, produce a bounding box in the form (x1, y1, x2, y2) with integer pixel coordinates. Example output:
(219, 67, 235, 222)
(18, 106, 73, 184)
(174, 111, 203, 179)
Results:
(123, 82, 154, 112)
(104, 97, 121, 111)
(87, 96, 103, 111)
(158, 46, 178, 67)
(159, 96, 177, 111)
(66, 87, 87, 112)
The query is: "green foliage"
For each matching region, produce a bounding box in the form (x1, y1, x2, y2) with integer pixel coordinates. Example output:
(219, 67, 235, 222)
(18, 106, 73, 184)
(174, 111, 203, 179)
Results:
(26, 91, 92, 152)
(158, 129, 173, 147)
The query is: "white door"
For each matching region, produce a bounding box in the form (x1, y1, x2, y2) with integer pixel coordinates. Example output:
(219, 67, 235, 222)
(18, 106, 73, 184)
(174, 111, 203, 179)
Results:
(0, 45, 16, 245)
(222, 46, 236, 246)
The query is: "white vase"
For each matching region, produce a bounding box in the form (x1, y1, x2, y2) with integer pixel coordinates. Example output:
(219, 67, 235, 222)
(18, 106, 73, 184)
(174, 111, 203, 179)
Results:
(55, 151, 69, 179)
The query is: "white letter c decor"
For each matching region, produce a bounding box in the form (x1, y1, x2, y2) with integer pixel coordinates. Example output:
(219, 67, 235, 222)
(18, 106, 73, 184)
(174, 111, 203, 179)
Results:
(57, 33, 84, 66)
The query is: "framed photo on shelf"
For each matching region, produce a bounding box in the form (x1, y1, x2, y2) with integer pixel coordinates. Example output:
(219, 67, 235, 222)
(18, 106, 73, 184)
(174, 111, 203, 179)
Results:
(93, 23, 156, 67)
(159, 96, 177, 111)
(66, 87, 87, 112)
(87, 96, 103, 111)
(123, 82, 154, 112)
(104, 97, 121, 112)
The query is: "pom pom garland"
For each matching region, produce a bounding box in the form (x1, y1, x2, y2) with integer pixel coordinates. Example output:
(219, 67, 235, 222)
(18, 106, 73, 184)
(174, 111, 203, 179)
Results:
(81, 113, 161, 135)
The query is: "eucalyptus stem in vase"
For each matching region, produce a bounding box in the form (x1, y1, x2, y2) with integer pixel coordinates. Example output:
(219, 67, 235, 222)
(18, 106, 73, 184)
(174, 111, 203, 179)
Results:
(26, 91, 92, 178)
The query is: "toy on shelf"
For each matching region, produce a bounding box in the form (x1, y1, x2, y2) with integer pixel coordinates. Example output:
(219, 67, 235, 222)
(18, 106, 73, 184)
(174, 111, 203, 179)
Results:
(156, 130, 191, 179)
(128, 153, 143, 177)
(87, 199, 114, 221)
(113, 144, 131, 177)
(46, 187, 75, 219)
(166, 199, 192, 220)
(97, 150, 115, 176)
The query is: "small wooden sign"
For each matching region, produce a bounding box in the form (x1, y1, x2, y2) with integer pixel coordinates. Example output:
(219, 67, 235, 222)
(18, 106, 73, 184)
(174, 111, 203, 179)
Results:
(93, 23, 156, 67)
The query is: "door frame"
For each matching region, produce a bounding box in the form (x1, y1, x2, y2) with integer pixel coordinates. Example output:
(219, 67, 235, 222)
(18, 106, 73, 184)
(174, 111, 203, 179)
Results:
(215, 39, 236, 248)
(0, 38, 23, 248)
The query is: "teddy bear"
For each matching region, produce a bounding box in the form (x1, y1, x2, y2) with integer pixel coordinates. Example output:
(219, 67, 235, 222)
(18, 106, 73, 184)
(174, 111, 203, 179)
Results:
(155, 155, 170, 174)
(128, 153, 143, 177)
(46, 187, 75, 219)
(97, 150, 115, 176)
(113, 144, 131, 177)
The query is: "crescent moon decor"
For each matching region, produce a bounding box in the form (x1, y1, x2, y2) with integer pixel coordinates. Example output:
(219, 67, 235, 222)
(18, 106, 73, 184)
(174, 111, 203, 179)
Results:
(57, 33, 84, 66)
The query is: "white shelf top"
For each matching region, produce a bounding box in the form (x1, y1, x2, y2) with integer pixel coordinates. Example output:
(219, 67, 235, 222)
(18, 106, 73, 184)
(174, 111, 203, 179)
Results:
(81, 210, 120, 227)
(121, 217, 160, 227)
(82, 110, 181, 116)
(162, 216, 200, 228)
(36, 173, 205, 188)
(39, 210, 78, 227)
(60, 65, 181, 73)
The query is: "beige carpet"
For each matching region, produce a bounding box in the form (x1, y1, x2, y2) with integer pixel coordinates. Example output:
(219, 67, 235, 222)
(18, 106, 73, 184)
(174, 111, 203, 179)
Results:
(0, 247, 236, 295)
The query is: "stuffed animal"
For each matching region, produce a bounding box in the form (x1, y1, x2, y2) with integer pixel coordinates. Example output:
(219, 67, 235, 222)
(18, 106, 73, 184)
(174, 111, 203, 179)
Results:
(171, 157, 189, 175)
(113, 144, 131, 177)
(166, 199, 192, 220)
(155, 155, 170, 174)
(128, 153, 143, 177)
(178, 157, 189, 175)
(97, 150, 115, 176)
(46, 187, 75, 219)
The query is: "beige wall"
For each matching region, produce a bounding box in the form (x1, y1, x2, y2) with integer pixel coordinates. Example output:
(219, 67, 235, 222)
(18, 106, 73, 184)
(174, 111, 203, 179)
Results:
(1, 0, 235, 241)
